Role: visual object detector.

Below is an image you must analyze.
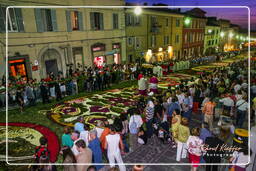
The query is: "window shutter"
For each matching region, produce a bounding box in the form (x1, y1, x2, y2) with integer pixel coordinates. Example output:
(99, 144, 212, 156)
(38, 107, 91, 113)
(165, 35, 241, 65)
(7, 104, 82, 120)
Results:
(0, 7, 5, 32)
(51, 9, 58, 31)
(90, 12, 94, 30)
(78, 11, 83, 31)
(34, 9, 44, 32)
(99, 13, 104, 30)
(65, 10, 71, 32)
(14, 8, 24, 32)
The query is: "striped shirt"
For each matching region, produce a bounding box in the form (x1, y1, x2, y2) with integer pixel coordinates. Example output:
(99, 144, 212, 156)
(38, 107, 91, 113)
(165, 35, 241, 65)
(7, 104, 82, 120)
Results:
(146, 107, 154, 121)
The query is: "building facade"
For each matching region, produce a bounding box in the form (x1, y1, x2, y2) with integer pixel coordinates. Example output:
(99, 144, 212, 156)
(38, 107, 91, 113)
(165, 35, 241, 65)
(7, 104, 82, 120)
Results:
(0, 0, 126, 80)
(203, 18, 220, 55)
(182, 8, 207, 58)
(125, 8, 183, 63)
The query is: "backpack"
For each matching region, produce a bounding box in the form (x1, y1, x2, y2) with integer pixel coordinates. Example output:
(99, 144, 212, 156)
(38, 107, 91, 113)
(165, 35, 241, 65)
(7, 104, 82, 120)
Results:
(130, 116, 138, 134)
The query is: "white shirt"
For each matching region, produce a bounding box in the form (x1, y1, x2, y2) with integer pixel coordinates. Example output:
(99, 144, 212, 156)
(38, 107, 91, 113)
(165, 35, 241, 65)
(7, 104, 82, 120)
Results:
(129, 115, 143, 129)
(95, 127, 104, 138)
(236, 99, 248, 111)
(106, 134, 121, 155)
(219, 97, 234, 107)
(80, 130, 89, 147)
(138, 78, 147, 90)
(71, 139, 81, 156)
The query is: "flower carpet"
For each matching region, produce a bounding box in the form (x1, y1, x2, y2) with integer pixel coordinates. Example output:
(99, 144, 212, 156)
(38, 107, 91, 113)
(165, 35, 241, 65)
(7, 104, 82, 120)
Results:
(158, 73, 194, 89)
(45, 87, 137, 128)
(0, 123, 60, 163)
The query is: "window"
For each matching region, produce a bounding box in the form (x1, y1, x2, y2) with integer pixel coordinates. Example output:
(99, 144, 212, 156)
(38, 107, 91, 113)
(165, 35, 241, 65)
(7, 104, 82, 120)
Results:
(90, 12, 104, 30)
(166, 18, 169, 27)
(43, 9, 53, 31)
(71, 11, 79, 30)
(135, 15, 140, 25)
(164, 35, 169, 45)
(208, 40, 211, 46)
(184, 33, 187, 43)
(176, 19, 180, 27)
(135, 37, 140, 48)
(128, 37, 133, 46)
(151, 35, 156, 47)
(35, 9, 57, 32)
(151, 16, 157, 26)
(175, 34, 179, 43)
(66, 10, 83, 32)
(113, 13, 118, 29)
(215, 39, 218, 44)
(0, 7, 24, 32)
(125, 13, 133, 26)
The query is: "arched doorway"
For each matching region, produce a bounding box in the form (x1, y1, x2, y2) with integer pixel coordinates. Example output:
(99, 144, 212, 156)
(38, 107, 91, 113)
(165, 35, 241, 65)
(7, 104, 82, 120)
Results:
(40, 48, 64, 78)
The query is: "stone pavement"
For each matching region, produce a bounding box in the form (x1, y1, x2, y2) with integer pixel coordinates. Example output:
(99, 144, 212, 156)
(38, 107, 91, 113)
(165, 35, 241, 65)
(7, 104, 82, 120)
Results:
(122, 113, 204, 171)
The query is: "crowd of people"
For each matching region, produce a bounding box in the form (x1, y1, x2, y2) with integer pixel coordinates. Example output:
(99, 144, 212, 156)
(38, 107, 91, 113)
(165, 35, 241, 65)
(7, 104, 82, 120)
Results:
(30, 57, 255, 171)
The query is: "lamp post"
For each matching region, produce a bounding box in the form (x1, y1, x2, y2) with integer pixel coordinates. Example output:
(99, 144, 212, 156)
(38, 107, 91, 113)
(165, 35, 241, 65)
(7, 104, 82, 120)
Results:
(134, 6, 142, 15)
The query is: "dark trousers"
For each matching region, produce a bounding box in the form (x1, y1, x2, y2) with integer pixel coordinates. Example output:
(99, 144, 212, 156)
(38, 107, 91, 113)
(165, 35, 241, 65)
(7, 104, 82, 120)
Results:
(146, 118, 153, 138)
(236, 110, 246, 128)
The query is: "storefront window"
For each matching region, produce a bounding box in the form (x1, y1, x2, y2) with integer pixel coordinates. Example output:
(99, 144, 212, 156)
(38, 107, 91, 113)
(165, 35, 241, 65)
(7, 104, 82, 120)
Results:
(9, 59, 27, 78)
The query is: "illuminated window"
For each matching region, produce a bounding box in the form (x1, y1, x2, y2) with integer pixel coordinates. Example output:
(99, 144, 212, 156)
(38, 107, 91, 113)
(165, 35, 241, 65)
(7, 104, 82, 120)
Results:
(71, 11, 79, 30)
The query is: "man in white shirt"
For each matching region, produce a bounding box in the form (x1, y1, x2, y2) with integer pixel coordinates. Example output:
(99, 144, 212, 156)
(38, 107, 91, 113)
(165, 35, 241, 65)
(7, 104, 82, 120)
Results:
(236, 96, 248, 128)
(105, 125, 126, 171)
(129, 112, 143, 152)
(219, 96, 234, 116)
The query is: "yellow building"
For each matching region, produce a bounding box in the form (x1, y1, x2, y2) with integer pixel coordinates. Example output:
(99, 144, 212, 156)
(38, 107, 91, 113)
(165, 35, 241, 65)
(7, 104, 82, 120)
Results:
(125, 8, 183, 63)
(204, 24, 220, 55)
(0, 0, 126, 80)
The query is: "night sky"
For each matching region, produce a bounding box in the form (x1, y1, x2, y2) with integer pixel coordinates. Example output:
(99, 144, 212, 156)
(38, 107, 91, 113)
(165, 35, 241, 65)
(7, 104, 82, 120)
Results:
(126, 0, 256, 30)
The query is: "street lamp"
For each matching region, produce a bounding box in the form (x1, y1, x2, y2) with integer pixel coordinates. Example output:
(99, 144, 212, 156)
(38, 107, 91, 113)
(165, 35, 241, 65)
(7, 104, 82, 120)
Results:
(184, 17, 191, 26)
(208, 29, 212, 33)
(134, 6, 142, 15)
(220, 32, 225, 38)
(229, 32, 234, 38)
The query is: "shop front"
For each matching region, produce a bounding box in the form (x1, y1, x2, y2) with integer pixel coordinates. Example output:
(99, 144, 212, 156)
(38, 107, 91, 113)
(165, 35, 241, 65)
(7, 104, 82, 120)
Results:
(8, 55, 31, 80)
(91, 43, 106, 68)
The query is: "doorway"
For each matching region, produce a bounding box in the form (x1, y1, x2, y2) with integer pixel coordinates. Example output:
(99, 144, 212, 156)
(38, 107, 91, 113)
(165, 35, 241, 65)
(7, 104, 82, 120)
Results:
(45, 59, 58, 76)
